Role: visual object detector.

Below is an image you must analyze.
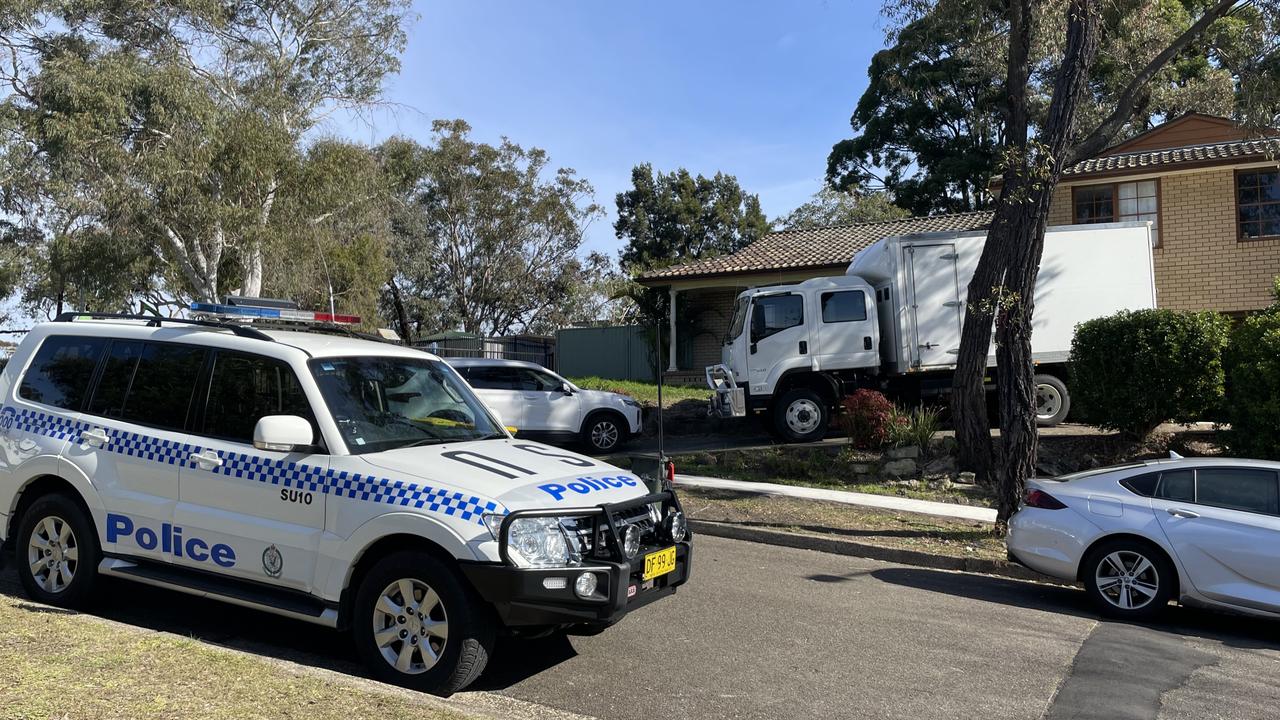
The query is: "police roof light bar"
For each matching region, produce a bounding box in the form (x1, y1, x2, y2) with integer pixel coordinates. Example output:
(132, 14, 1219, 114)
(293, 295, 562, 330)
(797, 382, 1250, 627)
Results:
(189, 301, 361, 325)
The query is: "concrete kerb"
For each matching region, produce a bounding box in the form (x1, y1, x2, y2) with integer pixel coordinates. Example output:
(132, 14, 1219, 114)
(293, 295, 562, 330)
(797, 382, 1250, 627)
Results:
(689, 519, 1054, 584)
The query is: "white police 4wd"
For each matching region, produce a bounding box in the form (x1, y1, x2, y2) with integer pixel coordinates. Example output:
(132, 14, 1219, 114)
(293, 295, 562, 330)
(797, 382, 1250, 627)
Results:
(0, 304, 691, 695)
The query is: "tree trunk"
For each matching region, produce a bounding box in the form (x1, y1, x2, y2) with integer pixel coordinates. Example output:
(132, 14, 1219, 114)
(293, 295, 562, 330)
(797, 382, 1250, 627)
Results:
(992, 0, 1103, 533)
(950, 0, 1033, 488)
(387, 278, 413, 343)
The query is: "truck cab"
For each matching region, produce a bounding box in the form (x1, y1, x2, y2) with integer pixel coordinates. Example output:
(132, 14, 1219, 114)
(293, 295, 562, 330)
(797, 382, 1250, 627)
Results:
(711, 276, 880, 441)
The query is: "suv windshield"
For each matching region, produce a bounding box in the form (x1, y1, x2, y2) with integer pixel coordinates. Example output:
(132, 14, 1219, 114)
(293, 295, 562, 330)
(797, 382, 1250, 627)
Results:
(310, 356, 502, 454)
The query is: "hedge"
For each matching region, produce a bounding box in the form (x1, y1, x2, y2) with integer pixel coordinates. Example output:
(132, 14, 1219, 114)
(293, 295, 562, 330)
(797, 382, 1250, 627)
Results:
(1224, 310, 1280, 459)
(1069, 309, 1231, 437)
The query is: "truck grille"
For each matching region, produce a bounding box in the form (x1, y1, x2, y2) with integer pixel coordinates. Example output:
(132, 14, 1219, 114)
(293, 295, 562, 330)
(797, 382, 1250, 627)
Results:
(564, 504, 659, 558)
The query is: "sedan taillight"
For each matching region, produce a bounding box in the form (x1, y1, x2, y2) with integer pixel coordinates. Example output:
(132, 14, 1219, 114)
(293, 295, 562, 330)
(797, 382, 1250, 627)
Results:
(1024, 488, 1068, 510)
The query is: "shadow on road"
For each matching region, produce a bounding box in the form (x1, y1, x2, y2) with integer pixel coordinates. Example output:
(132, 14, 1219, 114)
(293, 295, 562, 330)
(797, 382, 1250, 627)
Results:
(871, 566, 1280, 651)
(0, 567, 577, 692)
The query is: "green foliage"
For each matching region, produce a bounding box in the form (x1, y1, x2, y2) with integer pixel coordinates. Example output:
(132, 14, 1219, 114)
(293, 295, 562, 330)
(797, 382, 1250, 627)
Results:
(568, 377, 709, 407)
(381, 121, 605, 338)
(887, 405, 944, 452)
(839, 390, 896, 449)
(776, 189, 911, 230)
(1223, 310, 1280, 459)
(1070, 309, 1232, 437)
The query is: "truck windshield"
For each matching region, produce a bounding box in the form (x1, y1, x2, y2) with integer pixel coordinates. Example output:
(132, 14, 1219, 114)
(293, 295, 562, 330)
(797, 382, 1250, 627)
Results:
(309, 356, 503, 454)
(727, 296, 750, 341)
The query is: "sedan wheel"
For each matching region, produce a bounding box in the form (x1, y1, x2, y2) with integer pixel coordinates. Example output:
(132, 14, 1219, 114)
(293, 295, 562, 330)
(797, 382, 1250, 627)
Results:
(1083, 539, 1174, 620)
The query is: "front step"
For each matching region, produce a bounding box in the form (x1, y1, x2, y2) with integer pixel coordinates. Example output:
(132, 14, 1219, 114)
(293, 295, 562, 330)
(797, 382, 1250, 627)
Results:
(99, 556, 339, 627)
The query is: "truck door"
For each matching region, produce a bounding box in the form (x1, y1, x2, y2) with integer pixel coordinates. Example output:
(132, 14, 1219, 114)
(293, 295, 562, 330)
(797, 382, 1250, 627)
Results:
(905, 244, 962, 367)
(746, 293, 809, 394)
(814, 288, 878, 370)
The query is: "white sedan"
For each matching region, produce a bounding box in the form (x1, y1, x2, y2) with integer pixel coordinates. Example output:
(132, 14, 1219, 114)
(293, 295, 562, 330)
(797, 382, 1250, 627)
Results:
(447, 358, 643, 453)
(1007, 457, 1280, 620)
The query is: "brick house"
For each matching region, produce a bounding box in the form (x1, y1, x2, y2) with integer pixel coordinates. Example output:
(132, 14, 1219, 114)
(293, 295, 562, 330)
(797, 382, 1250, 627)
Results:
(637, 114, 1280, 383)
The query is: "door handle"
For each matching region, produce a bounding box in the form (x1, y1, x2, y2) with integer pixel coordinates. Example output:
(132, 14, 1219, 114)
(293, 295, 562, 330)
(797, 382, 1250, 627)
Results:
(798, 341, 807, 355)
(189, 449, 223, 469)
(80, 427, 109, 447)
(1166, 508, 1200, 519)
(863, 336, 873, 350)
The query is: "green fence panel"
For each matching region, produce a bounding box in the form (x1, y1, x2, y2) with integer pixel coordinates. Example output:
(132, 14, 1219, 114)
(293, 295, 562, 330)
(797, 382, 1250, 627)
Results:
(556, 325, 655, 382)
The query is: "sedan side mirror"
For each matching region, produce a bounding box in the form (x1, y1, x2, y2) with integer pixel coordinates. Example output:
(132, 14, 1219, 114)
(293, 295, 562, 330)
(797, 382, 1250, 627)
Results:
(253, 415, 315, 452)
(561, 382, 574, 395)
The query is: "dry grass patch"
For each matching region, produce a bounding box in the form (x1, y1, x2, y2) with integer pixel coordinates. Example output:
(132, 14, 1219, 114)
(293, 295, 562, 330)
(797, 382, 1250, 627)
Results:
(0, 592, 472, 720)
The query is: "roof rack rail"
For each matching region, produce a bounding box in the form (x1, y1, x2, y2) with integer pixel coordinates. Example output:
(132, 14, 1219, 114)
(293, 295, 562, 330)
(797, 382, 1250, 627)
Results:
(52, 312, 275, 342)
(247, 321, 396, 344)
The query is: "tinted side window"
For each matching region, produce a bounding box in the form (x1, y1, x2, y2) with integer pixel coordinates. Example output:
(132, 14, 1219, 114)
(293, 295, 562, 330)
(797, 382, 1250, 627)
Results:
(463, 367, 517, 390)
(751, 295, 804, 341)
(202, 352, 314, 444)
(821, 291, 867, 323)
(88, 340, 144, 418)
(1196, 468, 1279, 515)
(516, 368, 561, 392)
(19, 335, 107, 410)
(120, 343, 206, 431)
(1120, 472, 1160, 497)
(1154, 470, 1195, 502)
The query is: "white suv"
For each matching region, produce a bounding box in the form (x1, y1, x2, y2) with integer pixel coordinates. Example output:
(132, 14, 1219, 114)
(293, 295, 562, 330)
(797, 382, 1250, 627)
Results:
(0, 307, 691, 695)
(447, 359, 643, 454)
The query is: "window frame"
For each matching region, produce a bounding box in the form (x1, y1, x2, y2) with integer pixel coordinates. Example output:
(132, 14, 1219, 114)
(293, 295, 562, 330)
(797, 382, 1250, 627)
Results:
(192, 348, 320, 448)
(750, 293, 805, 343)
(1234, 168, 1280, 242)
(80, 338, 209, 434)
(1070, 178, 1163, 248)
(820, 290, 869, 324)
(1190, 467, 1280, 517)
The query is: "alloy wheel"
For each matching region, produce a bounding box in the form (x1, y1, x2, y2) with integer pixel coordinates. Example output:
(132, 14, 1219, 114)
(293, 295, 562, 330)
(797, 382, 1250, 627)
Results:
(1094, 550, 1160, 611)
(27, 515, 78, 594)
(591, 420, 619, 450)
(372, 578, 449, 675)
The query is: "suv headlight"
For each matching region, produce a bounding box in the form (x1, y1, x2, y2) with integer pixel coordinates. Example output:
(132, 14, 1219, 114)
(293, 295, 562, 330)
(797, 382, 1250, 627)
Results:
(485, 515, 577, 567)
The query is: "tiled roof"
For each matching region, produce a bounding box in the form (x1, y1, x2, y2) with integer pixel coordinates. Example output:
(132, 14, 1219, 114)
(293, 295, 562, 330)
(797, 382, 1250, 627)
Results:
(638, 211, 992, 282)
(1063, 138, 1280, 178)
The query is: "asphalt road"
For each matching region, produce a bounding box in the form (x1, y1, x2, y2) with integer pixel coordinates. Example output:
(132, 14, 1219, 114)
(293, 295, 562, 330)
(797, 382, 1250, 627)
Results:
(3, 535, 1279, 720)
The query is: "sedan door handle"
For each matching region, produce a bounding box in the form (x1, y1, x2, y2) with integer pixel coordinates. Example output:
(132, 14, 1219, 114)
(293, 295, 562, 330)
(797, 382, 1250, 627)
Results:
(80, 427, 109, 447)
(189, 449, 223, 469)
(1166, 508, 1200, 519)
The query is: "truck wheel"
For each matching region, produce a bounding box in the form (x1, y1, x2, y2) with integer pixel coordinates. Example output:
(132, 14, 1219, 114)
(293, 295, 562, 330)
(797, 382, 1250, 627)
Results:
(16, 493, 100, 609)
(772, 388, 829, 443)
(352, 550, 495, 696)
(1033, 374, 1071, 426)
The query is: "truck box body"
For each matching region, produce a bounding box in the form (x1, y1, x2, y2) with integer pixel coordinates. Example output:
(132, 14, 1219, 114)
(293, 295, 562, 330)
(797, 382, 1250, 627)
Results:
(846, 221, 1157, 374)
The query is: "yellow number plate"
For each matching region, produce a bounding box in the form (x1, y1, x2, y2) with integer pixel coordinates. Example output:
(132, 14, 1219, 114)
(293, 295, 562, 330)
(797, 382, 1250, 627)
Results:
(643, 546, 678, 581)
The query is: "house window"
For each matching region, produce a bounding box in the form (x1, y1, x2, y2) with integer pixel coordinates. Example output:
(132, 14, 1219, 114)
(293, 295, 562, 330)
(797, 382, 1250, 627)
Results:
(1236, 169, 1280, 240)
(1072, 180, 1160, 246)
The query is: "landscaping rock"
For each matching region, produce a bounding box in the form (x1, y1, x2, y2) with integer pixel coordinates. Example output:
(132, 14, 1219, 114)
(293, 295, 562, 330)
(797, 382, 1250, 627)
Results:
(885, 445, 921, 460)
(927, 477, 954, 491)
(955, 471, 977, 485)
(924, 455, 957, 476)
(849, 463, 876, 474)
(937, 436, 958, 454)
(883, 458, 918, 477)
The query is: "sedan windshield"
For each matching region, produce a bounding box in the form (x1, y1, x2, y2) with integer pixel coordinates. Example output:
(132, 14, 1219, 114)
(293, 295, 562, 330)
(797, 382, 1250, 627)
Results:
(310, 356, 502, 454)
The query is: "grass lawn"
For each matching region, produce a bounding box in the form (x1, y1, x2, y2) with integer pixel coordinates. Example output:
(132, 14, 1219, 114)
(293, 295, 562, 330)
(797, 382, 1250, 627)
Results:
(673, 447, 997, 508)
(681, 487, 1006, 562)
(569, 376, 709, 406)
(0, 592, 473, 720)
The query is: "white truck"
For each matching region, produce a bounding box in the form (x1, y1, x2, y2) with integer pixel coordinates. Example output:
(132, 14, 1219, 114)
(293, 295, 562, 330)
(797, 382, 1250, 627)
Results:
(706, 222, 1157, 441)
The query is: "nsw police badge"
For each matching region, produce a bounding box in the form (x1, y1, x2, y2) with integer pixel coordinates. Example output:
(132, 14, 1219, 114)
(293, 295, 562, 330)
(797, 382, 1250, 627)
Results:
(262, 545, 283, 578)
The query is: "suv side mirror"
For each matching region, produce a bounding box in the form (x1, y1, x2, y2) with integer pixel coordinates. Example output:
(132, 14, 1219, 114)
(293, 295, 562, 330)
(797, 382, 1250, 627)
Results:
(253, 415, 315, 452)
(561, 381, 574, 395)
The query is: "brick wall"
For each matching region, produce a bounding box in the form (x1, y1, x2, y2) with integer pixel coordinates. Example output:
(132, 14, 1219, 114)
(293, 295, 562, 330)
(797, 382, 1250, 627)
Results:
(680, 287, 739, 370)
(1050, 167, 1280, 313)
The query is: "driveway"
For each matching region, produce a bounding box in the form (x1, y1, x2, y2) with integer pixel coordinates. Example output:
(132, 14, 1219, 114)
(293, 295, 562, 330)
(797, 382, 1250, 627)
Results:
(3, 534, 1277, 719)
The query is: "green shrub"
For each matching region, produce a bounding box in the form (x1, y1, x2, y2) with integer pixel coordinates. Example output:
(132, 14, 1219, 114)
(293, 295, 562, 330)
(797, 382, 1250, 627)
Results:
(1069, 309, 1231, 437)
(1224, 310, 1280, 458)
(887, 405, 943, 452)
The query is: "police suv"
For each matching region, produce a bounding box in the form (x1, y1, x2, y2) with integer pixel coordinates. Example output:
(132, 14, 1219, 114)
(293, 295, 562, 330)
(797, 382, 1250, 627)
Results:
(0, 303, 692, 695)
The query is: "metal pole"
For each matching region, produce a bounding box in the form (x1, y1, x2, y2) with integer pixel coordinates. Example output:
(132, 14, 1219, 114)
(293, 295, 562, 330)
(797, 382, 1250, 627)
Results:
(656, 304, 665, 473)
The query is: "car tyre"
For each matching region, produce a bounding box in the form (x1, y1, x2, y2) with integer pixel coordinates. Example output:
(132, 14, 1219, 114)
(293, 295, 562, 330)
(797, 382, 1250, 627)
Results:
(16, 493, 100, 609)
(352, 550, 495, 696)
(1082, 538, 1176, 621)
(772, 388, 828, 443)
(582, 412, 627, 454)
(1033, 374, 1071, 426)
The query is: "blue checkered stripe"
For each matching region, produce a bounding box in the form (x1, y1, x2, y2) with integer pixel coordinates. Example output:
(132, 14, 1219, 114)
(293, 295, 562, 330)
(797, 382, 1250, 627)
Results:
(11, 407, 505, 525)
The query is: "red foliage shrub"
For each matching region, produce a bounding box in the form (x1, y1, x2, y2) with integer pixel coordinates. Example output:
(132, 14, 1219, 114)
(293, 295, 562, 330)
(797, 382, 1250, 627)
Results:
(839, 389, 896, 449)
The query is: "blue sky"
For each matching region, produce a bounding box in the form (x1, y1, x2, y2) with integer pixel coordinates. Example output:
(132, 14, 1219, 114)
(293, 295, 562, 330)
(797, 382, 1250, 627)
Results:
(334, 0, 888, 257)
